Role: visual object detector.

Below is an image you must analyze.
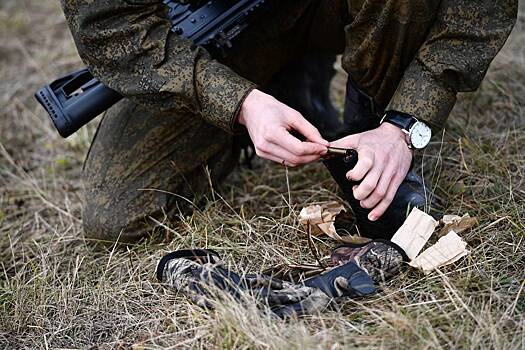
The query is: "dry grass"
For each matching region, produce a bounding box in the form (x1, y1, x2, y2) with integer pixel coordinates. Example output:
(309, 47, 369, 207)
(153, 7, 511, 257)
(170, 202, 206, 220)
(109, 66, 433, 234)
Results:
(1, 1, 525, 349)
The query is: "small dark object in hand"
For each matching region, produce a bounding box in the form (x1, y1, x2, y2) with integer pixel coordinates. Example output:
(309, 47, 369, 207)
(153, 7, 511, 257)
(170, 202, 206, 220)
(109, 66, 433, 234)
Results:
(325, 147, 359, 167)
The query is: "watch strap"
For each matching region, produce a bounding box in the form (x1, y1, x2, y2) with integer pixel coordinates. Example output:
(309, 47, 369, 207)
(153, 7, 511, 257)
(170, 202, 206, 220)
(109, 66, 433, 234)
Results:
(381, 111, 417, 132)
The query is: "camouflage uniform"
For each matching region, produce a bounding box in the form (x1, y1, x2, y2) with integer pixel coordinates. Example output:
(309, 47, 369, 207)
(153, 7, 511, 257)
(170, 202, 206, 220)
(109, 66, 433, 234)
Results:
(60, 0, 517, 243)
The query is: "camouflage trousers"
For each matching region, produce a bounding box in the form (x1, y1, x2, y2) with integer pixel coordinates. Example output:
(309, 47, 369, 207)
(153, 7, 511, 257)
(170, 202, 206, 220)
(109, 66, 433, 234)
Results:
(82, 0, 441, 243)
(82, 54, 339, 243)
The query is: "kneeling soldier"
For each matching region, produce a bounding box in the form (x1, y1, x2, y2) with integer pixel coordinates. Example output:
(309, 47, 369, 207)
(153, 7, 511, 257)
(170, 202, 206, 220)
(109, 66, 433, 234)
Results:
(60, 0, 516, 243)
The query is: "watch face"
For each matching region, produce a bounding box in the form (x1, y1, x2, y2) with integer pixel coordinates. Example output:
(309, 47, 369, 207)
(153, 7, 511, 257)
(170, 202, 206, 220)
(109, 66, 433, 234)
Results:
(409, 122, 432, 149)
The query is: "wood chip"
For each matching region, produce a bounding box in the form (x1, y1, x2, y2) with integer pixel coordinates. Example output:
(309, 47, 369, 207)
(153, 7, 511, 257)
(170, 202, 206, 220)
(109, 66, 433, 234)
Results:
(298, 204, 325, 226)
(439, 213, 478, 237)
(390, 207, 438, 260)
(409, 230, 469, 273)
(299, 202, 368, 243)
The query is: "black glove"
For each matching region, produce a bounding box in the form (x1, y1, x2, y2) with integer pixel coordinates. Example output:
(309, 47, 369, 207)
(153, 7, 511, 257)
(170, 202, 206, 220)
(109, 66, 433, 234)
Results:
(331, 240, 409, 283)
(304, 260, 376, 298)
(271, 261, 377, 317)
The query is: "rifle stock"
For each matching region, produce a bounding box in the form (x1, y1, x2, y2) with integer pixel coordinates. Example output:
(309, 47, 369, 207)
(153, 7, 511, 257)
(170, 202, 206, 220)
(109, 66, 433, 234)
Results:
(35, 0, 267, 138)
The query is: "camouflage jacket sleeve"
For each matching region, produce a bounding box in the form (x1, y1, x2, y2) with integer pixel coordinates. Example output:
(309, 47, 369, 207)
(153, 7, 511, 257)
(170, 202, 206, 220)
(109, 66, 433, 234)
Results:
(60, 0, 256, 133)
(387, 0, 517, 130)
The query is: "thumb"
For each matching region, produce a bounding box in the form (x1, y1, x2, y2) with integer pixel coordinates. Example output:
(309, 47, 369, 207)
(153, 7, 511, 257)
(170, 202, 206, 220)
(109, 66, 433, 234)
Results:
(290, 116, 329, 147)
(330, 134, 360, 149)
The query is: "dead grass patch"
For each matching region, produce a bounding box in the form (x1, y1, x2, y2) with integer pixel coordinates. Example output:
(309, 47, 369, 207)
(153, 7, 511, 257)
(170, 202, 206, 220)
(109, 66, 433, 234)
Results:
(1, 1, 524, 348)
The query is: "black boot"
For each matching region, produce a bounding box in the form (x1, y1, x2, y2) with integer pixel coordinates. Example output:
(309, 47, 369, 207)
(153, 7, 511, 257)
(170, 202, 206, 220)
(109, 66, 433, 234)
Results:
(325, 78, 436, 240)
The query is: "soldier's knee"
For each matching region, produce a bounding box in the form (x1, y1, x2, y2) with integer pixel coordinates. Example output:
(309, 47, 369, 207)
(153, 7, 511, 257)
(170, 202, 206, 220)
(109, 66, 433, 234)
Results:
(82, 201, 149, 244)
(82, 202, 118, 243)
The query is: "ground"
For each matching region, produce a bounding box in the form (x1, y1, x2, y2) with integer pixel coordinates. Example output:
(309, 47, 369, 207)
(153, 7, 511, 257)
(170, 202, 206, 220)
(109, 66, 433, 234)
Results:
(1, 1, 524, 349)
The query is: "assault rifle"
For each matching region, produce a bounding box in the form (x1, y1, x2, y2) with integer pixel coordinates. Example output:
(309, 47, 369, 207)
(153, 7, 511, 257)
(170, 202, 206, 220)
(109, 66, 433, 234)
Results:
(35, 0, 267, 138)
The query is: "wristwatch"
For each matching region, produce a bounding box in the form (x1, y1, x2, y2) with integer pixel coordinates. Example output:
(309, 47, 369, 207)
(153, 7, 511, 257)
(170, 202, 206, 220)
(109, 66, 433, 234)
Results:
(380, 111, 432, 149)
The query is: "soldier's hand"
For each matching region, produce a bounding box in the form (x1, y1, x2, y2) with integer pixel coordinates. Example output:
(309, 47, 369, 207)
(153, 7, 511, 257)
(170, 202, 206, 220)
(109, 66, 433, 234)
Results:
(237, 89, 329, 167)
(330, 123, 413, 220)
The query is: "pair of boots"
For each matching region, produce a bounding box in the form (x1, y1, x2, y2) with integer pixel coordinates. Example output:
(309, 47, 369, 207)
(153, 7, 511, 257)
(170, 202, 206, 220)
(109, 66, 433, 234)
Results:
(266, 55, 435, 239)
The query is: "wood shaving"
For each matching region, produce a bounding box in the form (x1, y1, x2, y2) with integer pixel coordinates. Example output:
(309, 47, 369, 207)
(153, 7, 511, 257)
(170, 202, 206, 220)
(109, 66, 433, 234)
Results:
(438, 213, 478, 237)
(299, 202, 369, 243)
(390, 207, 438, 260)
(409, 231, 469, 273)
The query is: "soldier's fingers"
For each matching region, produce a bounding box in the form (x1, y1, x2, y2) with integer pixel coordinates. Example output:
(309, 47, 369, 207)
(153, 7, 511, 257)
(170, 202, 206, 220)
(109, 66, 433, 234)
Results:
(268, 129, 326, 156)
(256, 151, 297, 167)
(346, 148, 374, 182)
(329, 134, 360, 150)
(359, 160, 396, 208)
(353, 164, 383, 201)
(257, 147, 319, 166)
(288, 114, 329, 146)
(368, 172, 405, 221)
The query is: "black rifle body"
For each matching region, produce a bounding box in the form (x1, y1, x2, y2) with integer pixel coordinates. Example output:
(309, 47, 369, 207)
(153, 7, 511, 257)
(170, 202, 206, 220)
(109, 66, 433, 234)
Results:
(35, 0, 266, 138)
